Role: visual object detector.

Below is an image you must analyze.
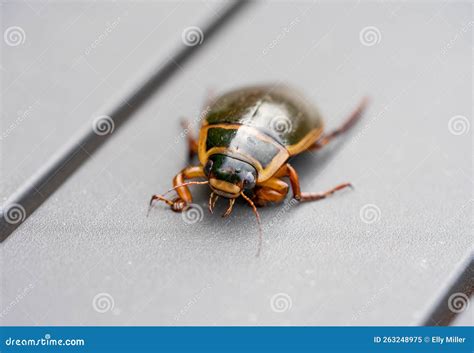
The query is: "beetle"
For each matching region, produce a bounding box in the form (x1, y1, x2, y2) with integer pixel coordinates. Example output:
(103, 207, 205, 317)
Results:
(149, 85, 367, 254)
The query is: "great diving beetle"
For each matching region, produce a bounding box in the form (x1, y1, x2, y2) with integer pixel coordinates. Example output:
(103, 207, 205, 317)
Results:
(149, 85, 368, 254)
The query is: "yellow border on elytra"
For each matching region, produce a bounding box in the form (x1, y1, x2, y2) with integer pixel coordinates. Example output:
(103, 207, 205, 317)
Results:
(285, 126, 324, 155)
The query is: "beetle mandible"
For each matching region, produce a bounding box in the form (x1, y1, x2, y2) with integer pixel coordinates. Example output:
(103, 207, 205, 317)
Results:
(149, 85, 368, 254)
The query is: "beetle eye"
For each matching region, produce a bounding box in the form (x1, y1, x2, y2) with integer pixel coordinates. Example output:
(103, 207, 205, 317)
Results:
(204, 160, 213, 176)
(243, 173, 256, 189)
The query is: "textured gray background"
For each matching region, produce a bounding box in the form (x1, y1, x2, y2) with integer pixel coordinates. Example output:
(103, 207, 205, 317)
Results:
(1, 1, 473, 325)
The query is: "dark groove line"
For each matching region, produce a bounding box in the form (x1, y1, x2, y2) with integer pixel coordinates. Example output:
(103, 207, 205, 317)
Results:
(422, 255, 473, 326)
(0, 0, 251, 242)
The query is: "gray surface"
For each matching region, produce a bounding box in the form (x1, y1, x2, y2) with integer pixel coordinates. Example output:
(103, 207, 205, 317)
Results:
(1, 0, 226, 197)
(1, 1, 473, 325)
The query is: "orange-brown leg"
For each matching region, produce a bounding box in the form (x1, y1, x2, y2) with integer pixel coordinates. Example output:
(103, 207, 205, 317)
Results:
(252, 177, 289, 207)
(281, 163, 352, 202)
(149, 165, 205, 212)
(180, 120, 199, 161)
(310, 97, 368, 151)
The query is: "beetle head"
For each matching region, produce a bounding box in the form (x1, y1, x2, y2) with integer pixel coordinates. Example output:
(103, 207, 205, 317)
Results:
(204, 154, 257, 198)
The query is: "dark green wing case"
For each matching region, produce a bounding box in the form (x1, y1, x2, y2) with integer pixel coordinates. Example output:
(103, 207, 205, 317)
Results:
(203, 85, 323, 146)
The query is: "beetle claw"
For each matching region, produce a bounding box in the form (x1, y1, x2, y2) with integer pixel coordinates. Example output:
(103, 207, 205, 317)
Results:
(171, 197, 187, 213)
(222, 198, 236, 218)
(147, 194, 174, 216)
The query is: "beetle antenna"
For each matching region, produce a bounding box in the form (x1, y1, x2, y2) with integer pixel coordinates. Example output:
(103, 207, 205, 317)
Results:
(162, 180, 209, 196)
(240, 192, 262, 257)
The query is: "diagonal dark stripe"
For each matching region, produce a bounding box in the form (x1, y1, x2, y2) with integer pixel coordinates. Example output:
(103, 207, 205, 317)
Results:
(422, 256, 474, 326)
(0, 0, 251, 242)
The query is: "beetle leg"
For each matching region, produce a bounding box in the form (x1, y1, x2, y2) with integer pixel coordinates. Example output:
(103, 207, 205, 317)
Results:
(208, 192, 219, 213)
(149, 165, 205, 213)
(252, 177, 289, 207)
(310, 97, 369, 151)
(284, 164, 353, 202)
(180, 119, 199, 162)
(147, 194, 174, 216)
(170, 165, 206, 211)
(222, 198, 236, 217)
